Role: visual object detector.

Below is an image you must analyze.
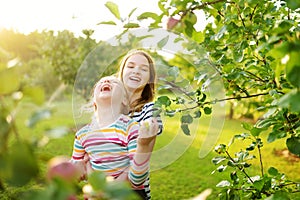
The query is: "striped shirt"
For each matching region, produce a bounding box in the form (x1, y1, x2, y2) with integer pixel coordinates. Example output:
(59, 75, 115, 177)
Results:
(130, 102, 164, 199)
(71, 114, 149, 186)
(130, 102, 163, 135)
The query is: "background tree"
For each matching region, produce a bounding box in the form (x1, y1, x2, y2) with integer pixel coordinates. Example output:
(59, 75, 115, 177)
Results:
(98, 0, 300, 198)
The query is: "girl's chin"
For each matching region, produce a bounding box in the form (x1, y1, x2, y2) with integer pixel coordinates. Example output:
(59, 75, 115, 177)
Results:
(126, 84, 140, 89)
(127, 85, 146, 91)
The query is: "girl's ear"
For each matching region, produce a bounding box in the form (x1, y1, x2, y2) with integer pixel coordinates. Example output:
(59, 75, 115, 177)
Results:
(93, 102, 97, 111)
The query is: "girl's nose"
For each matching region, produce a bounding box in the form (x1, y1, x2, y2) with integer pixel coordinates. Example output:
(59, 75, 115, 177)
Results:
(132, 66, 140, 74)
(103, 79, 110, 83)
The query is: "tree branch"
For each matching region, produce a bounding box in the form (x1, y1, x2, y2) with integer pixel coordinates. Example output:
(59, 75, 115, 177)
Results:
(163, 80, 196, 102)
(208, 92, 269, 104)
(225, 150, 254, 184)
(250, 4, 258, 21)
(178, 92, 269, 112)
(257, 145, 264, 177)
(191, 0, 228, 11)
(180, 0, 227, 18)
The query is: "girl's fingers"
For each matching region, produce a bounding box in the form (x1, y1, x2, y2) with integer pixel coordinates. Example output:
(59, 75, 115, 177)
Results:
(139, 118, 159, 139)
(148, 118, 158, 136)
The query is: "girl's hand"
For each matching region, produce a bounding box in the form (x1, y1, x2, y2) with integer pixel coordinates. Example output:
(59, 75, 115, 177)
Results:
(138, 118, 158, 147)
(83, 153, 94, 176)
(73, 160, 87, 181)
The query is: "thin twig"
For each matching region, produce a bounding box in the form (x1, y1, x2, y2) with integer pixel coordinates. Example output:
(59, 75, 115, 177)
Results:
(257, 145, 264, 176)
(225, 150, 254, 184)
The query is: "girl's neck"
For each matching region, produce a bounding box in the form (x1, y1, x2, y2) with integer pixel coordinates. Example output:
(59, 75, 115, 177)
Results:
(127, 89, 142, 107)
(95, 106, 122, 128)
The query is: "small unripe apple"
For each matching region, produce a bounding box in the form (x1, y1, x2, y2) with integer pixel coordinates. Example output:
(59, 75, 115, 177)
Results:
(144, 121, 150, 130)
(167, 17, 180, 30)
(47, 156, 80, 182)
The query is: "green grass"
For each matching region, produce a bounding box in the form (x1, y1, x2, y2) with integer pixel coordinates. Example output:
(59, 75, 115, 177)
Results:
(7, 98, 300, 200)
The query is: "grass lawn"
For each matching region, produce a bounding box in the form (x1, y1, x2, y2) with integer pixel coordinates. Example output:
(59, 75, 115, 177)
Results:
(7, 98, 300, 200)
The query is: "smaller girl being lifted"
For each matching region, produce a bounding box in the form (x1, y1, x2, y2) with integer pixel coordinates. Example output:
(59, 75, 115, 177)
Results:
(70, 75, 158, 189)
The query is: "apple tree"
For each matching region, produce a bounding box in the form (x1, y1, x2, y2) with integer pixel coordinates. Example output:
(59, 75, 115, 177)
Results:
(99, 0, 300, 199)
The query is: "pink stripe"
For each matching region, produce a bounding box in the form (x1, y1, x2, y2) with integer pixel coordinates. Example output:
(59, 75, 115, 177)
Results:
(83, 138, 122, 146)
(94, 156, 128, 163)
(72, 156, 84, 160)
(133, 155, 151, 167)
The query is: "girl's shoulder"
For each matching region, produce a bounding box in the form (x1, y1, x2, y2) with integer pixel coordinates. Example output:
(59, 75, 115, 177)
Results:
(142, 102, 155, 110)
(118, 114, 138, 126)
(75, 124, 92, 136)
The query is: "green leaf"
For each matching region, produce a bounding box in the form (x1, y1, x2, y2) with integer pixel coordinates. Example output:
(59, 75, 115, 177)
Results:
(273, 21, 293, 35)
(165, 109, 176, 117)
(153, 109, 162, 118)
(192, 31, 204, 43)
(233, 41, 245, 63)
(268, 167, 279, 176)
(214, 144, 226, 154)
(105, 180, 133, 199)
(123, 23, 140, 28)
(181, 124, 190, 135)
(250, 127, 264, 137)
(198, 93, 206, 103)
(253, 179, 264, 190)
(88, 171, 107, 191)
(246, 142, 256, 151)
(255, 118, 276, 129)
(97, 21, 117, 25)
(212, 156, 226, 165)
(128, 7, 137, 18)
(174, 37, 184, 43)
(6, 141, 39, 186)
(105, 1, 121, 20)
(267, 130, 286, 143)
(242, 122, 252, 131)
(157, 95, 171, 107)
(0, 67, 21, 95)
(286, 137, 300, 156)
(216, 165, 227, 172)
(181, 114, 193, 124)
(286, 51, 300, 88)
(157, 35, 169, 48)
(284, 0, 300, 10)
(203, 107, 212, 115)
(215, 25, 227, 40)
(194, 110, 201, 118)
(216, 180, 230, 187)
(137, 12, 159, 20)
(265, 191, 290, 200)
(230, 171, 239, 184)
(227, 160, 236, 167)
(184, 20, 195, 38)
(278, 90, 300, 112)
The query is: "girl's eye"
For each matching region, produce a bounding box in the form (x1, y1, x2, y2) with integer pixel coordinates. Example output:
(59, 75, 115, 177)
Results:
(142, 67, 149, 72)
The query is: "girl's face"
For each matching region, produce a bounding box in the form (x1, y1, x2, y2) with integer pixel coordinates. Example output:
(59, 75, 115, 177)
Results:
(122, 54, 150, 92)
(93, 76, 125, 103)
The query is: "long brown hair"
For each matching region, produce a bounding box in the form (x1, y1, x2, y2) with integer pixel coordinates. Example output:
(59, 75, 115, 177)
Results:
(117, 49, 156, 112)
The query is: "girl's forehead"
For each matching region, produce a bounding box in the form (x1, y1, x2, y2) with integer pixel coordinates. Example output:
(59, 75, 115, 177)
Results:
(99, 76, 119, 82)
(127, 54, 149, 63)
